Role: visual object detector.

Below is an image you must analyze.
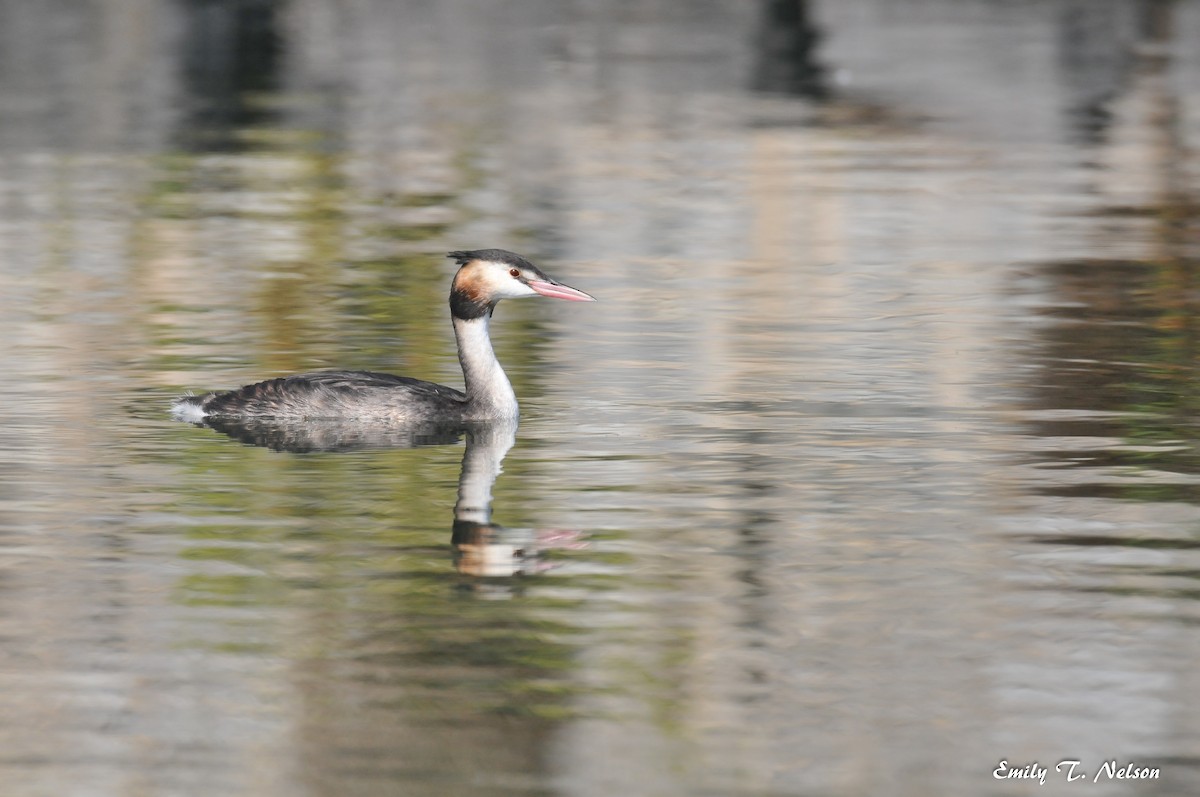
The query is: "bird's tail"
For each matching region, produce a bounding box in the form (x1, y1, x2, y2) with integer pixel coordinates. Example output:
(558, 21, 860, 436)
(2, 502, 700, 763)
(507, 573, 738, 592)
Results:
(170, 393, 210, 423)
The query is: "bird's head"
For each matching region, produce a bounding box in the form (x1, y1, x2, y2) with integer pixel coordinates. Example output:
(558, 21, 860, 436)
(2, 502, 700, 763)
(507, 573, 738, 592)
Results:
(448, 249, 595, 318)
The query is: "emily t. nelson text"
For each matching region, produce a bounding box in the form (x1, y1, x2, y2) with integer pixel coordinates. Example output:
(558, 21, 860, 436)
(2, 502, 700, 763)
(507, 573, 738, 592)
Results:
(994, 759, 1160, 785)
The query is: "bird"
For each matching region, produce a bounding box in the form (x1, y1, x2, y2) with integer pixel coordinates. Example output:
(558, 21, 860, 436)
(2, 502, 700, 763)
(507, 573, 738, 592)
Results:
(171, 249, 595, 423)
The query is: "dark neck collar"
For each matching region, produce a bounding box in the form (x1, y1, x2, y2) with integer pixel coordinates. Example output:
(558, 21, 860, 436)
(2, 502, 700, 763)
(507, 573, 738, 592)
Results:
(450, 287, 494, 320)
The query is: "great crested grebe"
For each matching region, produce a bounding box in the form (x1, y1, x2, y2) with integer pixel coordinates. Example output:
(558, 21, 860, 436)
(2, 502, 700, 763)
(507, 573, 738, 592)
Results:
(171, 249, 594, 423)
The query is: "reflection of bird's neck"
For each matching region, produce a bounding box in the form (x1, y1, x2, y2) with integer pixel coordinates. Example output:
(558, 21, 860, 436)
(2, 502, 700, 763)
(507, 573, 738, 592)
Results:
(453, 314, 518, 419)
(453, 419, 518, 527)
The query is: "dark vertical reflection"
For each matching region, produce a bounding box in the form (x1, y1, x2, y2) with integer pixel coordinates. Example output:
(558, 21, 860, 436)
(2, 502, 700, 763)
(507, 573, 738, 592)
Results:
(1140, 0, 1175, 41)
(1025, 0, 1200, 502)
(1056, 1, 1134, 144)
(751, 0, 828, 99)
(731, 444, 776, 702)
(178, 0, 283, 150)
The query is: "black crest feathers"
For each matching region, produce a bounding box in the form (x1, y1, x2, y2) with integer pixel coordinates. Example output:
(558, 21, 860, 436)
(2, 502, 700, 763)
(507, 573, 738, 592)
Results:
(446, 249, 535, 269)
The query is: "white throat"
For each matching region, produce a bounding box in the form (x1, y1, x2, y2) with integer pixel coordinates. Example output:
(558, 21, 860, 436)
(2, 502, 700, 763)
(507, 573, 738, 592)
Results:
(454, 314, 518, 418)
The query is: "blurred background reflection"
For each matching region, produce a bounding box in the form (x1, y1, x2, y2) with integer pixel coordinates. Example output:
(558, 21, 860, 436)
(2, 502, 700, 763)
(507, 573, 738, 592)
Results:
(2, 1, 1200, 795)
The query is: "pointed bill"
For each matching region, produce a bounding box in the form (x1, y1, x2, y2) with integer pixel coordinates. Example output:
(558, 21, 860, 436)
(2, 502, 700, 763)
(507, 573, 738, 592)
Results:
(526, 279, 596, 302)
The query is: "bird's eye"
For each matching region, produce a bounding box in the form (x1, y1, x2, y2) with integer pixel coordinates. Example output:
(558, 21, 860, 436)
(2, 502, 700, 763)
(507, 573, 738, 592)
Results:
(509, 268, 521, 278)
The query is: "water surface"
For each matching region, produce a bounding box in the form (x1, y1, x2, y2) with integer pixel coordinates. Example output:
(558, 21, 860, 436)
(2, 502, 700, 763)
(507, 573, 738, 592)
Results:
(2, 1, 1200, 795)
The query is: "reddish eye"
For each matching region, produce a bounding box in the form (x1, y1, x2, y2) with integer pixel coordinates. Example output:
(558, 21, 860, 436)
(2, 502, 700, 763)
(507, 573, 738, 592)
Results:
(509, 268, 521, 278)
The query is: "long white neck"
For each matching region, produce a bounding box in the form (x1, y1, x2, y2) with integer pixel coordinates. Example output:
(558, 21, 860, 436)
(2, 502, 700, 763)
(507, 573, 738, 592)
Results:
(454, 314, 518, 418)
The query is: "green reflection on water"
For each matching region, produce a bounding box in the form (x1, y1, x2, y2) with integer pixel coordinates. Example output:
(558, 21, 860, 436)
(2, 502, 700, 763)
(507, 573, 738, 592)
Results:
(119, 73, 632, 761)
(1033, 241, 1200, 502)
(166, 446, 594, 722)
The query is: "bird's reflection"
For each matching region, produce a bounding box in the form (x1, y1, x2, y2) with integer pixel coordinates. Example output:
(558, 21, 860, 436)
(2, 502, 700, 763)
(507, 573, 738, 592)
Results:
(191, 417, 586, 581)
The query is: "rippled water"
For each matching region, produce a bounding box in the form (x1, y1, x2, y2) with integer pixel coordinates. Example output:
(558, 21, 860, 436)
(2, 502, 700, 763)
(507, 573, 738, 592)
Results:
(3, 1, 1200, 795)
